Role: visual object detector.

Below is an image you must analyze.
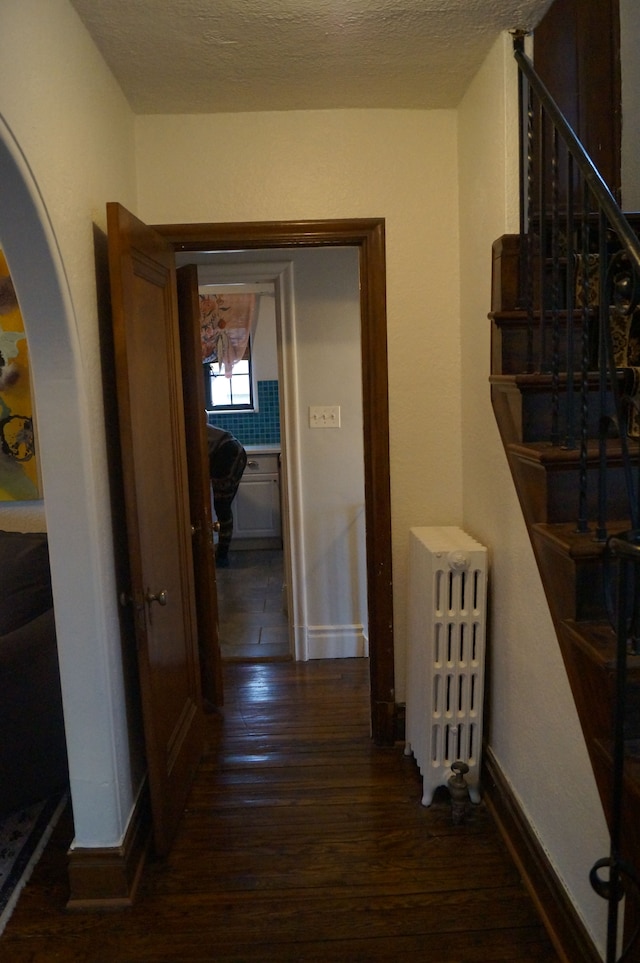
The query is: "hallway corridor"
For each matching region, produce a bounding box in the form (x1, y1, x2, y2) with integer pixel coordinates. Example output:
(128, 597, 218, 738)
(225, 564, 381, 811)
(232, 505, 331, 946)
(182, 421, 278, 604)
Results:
(0, 659, 560, 961)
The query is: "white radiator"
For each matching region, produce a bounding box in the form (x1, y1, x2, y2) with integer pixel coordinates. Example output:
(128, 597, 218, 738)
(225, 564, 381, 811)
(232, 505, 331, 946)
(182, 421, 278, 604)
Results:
(404, 526, 488, 806)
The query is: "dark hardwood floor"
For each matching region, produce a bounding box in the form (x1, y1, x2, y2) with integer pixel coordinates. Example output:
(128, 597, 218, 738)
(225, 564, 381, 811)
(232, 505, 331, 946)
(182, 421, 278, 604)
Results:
(0, 659, 561, 962)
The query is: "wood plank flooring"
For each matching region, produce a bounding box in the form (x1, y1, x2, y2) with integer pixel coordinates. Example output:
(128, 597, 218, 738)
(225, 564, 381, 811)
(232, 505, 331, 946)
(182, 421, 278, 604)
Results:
(0, 659, 561, 962)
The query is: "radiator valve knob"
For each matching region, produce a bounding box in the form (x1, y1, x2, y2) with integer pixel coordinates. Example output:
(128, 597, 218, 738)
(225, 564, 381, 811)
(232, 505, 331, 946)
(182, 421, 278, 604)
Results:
(448, 550, 470, 571)
(448, 761, 470, 825)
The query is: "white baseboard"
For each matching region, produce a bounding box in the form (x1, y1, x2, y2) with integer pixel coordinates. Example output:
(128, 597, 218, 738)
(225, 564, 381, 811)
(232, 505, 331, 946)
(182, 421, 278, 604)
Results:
(306, 624, 368, 659)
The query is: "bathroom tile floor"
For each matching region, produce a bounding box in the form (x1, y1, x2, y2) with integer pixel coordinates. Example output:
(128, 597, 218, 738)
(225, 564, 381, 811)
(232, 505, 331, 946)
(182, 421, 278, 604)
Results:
(216, 548, 291, 662)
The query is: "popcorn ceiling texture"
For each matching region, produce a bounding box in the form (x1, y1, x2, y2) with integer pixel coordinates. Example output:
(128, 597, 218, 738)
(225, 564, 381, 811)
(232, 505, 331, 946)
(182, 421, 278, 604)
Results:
(69, 0, 553, 114)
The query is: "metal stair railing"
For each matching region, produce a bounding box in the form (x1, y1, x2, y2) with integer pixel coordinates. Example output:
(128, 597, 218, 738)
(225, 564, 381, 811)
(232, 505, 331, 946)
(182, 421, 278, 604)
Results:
(513, 31, 640, 962)
(513, 31, 640, 535)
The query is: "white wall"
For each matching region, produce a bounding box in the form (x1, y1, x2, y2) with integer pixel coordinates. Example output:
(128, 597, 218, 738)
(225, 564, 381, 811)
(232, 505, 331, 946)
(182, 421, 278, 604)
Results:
(135, 107, 463, 695)
(289, 247, 367, 657)
(0, 0, 143, 848)
(458, 32, 610, 955)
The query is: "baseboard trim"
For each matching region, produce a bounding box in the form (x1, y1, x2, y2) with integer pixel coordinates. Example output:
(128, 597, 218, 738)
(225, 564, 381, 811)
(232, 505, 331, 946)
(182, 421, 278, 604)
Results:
(66, 782, 151, 910)
(483, 746, 601, 963)
(306, 624, 368, 659)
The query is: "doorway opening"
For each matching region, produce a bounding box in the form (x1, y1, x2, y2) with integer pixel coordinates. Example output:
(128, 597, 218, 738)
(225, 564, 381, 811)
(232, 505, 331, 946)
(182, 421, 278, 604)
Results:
(179, 259, 292, 664)
(163, 219, 396, 745)
(177, 246, 367, 668)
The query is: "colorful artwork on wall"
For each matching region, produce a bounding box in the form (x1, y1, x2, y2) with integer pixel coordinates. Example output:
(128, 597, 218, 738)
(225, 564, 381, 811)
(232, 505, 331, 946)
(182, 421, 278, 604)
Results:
(0, 248, 39, 500)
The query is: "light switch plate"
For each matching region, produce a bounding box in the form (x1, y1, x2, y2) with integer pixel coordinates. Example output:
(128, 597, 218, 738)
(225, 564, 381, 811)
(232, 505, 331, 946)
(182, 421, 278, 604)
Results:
(309, 405, 341, 428)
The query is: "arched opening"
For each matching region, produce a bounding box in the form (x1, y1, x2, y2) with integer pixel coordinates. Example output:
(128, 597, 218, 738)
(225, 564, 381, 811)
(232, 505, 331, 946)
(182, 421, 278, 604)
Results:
(0, 116, 136, 848)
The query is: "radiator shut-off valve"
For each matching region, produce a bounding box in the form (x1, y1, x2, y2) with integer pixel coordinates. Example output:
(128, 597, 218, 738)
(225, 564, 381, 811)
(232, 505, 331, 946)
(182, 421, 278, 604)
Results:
(448, 760, 470, 825)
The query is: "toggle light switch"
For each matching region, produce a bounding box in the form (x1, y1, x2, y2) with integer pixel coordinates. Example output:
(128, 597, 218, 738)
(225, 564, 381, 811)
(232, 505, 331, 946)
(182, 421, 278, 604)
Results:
(309, 405, 341, 428)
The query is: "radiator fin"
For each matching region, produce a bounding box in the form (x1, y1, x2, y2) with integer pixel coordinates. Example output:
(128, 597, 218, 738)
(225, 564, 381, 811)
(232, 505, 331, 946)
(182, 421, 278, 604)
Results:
(405, 526, 488, 806)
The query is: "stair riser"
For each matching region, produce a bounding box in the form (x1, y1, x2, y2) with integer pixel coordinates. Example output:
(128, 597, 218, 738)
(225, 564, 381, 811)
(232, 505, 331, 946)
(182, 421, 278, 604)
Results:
(520, 389, 610, 443)
(510, 456, 631, 526)
(493, 318, 592, 377)
(530, 530, 610, 622)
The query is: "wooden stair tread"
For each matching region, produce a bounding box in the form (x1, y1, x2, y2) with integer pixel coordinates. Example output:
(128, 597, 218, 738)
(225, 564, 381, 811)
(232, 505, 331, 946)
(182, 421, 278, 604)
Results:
(490, 309, 528, 321)
(561, 619, 640, 675)
(491, 308, 588, 321)
(506, 438, 628, 466)
(491, 372, 605, 390)
(531, 521, 631, 559)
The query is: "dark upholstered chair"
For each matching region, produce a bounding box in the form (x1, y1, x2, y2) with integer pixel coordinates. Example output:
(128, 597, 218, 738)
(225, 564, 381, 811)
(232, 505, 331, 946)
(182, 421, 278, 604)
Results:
(0, 531, 68, 815)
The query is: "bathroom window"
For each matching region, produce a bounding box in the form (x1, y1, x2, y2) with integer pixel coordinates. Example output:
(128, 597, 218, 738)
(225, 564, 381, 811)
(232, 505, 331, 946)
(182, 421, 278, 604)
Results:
(203, 342, 256, 411)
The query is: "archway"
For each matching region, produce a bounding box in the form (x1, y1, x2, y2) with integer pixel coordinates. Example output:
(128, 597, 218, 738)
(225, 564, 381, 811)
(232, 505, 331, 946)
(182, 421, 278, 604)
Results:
(0, 115, 135, 847)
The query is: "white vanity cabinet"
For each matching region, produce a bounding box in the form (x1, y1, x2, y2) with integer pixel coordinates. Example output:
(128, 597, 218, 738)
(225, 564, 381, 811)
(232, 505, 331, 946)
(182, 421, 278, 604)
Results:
(234, 449, 282, 547)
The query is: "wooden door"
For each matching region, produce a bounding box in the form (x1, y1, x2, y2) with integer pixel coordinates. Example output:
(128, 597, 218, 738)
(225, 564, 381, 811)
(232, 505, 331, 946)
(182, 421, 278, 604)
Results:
(107, 202, 204, 856)
(176, 264, 223, 708)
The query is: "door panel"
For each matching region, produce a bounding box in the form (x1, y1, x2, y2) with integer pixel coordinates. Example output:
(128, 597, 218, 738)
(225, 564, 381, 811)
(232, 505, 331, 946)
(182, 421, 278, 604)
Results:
(107, 202, 203, 856)
(176, 264, 223, 708)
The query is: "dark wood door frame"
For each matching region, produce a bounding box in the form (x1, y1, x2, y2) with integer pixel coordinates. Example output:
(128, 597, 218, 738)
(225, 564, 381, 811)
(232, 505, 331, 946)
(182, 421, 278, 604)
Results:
(154, 218, 396, 745)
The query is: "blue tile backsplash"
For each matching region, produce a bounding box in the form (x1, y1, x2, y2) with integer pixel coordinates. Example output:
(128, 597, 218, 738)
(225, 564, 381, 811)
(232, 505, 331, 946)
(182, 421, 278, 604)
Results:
(207, 380, 280, 447)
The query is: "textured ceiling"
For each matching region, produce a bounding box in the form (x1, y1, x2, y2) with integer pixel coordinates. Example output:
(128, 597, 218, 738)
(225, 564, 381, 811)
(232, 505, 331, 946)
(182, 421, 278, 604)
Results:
(70, 0, 552, 114)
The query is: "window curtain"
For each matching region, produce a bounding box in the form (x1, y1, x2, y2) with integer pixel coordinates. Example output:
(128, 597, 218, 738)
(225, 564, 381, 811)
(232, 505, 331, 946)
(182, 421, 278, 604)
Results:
(199, 291, 259, 378)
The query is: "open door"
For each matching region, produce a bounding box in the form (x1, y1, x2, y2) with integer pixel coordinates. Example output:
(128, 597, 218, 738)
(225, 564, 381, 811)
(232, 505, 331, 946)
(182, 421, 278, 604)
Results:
(107, 202, 204, 856)
(176, 264, 224, 708)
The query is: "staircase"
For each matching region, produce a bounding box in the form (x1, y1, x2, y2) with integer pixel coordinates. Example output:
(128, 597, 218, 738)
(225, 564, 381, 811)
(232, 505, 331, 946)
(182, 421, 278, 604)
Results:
(492, 38, 640, 962)
(490, 233, 640, 961)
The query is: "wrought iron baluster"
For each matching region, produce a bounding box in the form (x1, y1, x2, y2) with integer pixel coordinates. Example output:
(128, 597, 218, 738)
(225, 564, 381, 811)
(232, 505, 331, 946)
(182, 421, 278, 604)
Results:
(538, 101, 547, 372)
(565, 153, 577, 451)
(597, 209, 609, 542)
(550, 125, 561, 446)
(576, 182, 591, 534)
(525, 86, 535, 371)
(517, 46, 528, 312)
